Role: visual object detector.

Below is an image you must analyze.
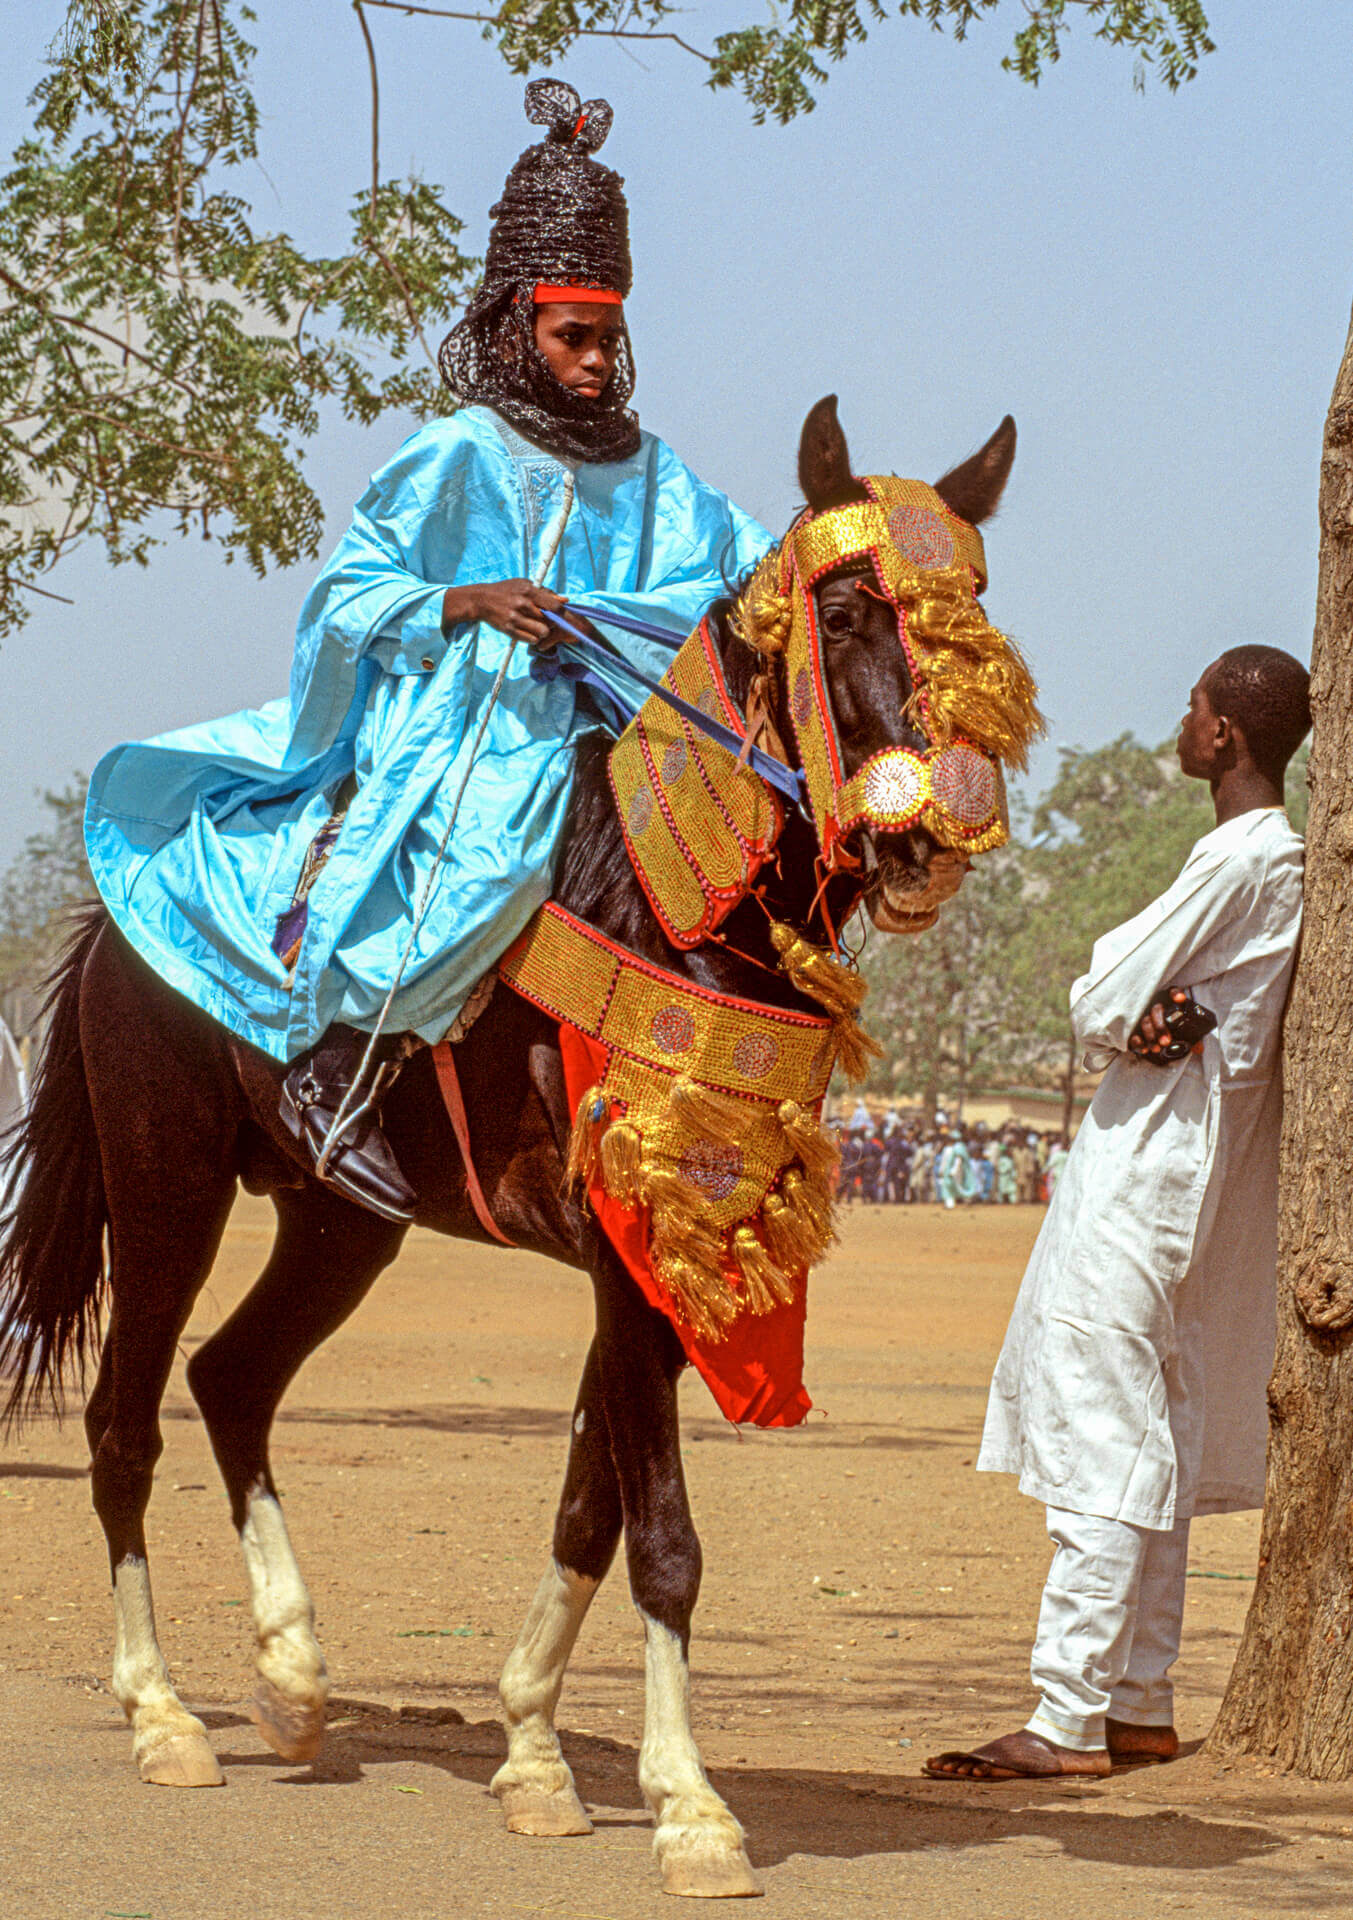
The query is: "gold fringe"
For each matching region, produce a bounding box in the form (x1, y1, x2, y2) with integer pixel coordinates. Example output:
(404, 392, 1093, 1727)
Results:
(599, 1121, 643, 1208)
(907, 597, 1044, 773)
(669, 1075, 748, 1145)
(655, 1248, 741, 1342)
(566, 1084, 605, 1191)
(730, 551, 791, 657)
(732, 1225, 797, 1313)
(777, 1100, 841, 1182)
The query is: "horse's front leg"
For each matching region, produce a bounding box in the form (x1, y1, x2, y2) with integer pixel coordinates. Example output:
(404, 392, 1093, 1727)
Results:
(594, 1251, 760, 1900)
(492, 1338, 619, 1836)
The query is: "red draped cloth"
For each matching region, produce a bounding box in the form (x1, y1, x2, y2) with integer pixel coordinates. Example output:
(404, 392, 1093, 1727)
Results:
(558, 1023, 812, 1429)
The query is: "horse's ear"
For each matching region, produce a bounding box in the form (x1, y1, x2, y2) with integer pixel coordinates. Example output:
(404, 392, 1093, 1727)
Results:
(798, 395, 867, 512)
(934, 416, 1017, 526)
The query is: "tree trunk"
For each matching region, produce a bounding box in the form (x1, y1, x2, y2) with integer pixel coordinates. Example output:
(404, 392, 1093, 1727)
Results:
(1208, 305, 1353, 1776)
(1060, 1027, 1077, 1140)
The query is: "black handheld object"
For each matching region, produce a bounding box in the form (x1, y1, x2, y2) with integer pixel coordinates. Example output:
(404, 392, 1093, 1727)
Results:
(1138, 987, 1217, 1066)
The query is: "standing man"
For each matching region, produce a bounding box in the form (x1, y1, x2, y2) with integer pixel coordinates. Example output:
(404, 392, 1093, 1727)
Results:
(925, 645, 1310, 1780)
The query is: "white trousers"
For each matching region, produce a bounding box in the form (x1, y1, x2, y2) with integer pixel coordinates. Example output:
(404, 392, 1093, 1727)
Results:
(1025, 1506, 1191, 1753)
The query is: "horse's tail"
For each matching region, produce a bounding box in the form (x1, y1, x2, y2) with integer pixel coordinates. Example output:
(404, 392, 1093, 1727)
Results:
(0, 906, 110, 1427)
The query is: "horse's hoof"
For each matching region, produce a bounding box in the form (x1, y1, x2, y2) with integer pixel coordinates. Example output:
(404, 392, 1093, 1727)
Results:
(249, 1679, 326, 1764)
(496, 1779, 594, 1837)
(139, 1732, 225, 1788)
(658, 1841, 762, 1899)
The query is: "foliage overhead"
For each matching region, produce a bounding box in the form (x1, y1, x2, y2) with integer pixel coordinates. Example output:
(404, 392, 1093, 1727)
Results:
(0, 0, 475, 636)
(0, 0, 1213, 631)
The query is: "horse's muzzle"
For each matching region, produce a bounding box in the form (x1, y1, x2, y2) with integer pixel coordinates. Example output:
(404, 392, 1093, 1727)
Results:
(863, 831, 970, 934)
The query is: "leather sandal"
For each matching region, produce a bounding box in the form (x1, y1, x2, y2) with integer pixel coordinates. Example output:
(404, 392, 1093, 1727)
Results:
(280, 1026, 416, 1223)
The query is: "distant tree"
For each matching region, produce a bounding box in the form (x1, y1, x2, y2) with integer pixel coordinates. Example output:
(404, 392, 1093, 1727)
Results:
(857, 840, 1030, 1116)
(0, 777, 93, 1027)
(1003, 733, 1212, 1130)
(1, 0, 1213, 632)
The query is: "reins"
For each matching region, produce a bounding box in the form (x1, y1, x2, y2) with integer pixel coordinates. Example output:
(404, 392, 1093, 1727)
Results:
(541, 604, 808, 805)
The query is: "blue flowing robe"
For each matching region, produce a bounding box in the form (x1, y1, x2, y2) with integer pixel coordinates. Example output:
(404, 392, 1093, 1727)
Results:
(86, 406, 772, 1061)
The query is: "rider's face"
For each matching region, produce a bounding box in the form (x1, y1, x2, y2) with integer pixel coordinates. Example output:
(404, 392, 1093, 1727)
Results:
(534, 303, 624, 401)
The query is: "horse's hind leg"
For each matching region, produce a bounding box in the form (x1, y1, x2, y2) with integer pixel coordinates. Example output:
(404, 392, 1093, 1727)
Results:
(593, 1252, 758, 1899)
(88, 1194, 236, 1788)
(187, 1182, 406, 1764)
(491, 1337, 621, 1837)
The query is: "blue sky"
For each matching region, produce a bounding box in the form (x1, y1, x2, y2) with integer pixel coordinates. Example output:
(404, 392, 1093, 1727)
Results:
(3, 2, 1351, 861)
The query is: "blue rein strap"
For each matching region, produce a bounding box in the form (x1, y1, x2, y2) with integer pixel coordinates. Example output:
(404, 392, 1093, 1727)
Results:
(540, 605, 807, 805)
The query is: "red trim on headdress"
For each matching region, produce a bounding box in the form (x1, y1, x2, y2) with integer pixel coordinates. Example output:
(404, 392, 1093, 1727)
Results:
(533, 283, 622, 306)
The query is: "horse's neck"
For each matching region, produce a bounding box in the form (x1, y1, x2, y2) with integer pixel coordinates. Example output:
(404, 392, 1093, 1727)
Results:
(553, 609, 843, 1013)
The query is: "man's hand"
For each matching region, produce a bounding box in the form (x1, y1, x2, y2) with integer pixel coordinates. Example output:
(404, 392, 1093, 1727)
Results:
(1128, 986, 1216, 1064)
(442, 580, 567, 648)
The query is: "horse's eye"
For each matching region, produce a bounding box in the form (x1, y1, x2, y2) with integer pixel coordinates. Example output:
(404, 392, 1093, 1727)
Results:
(821, 604, 854, 639)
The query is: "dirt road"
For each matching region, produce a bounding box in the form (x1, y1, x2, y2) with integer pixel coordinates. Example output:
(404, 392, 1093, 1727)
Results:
(3, 1200, 1349, 1917)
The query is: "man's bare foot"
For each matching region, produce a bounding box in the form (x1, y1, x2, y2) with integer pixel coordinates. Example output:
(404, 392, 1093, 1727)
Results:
(1105, 1718, 1179, 1764)
(923, 1730, 1111, 1781)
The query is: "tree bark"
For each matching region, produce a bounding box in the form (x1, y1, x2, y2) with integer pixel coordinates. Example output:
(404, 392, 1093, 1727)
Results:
(1208, 305, 1353, 1776)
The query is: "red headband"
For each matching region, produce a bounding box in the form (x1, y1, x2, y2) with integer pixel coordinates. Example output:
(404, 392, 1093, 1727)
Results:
(533, 284, 622, 306)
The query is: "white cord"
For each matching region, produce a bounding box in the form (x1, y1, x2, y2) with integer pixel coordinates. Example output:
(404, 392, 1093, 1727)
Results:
(316, 470, 577, 1177)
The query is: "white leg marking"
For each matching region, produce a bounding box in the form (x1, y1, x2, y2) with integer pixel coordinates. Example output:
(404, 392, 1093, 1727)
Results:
(112, 1556, 223, 1787)
(639, 1611, 760, 1898)
(491, 1559, 598, 1836)
(240, 1487, 328, 1763)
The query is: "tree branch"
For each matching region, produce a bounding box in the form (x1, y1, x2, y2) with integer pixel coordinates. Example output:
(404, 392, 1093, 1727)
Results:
(358, 0, 713, 62)
(6, 578, 76, 605)
(353, 1, 380, 219)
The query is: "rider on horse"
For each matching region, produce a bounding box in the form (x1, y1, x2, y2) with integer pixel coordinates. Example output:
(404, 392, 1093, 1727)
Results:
(84, 82, 772, 1224)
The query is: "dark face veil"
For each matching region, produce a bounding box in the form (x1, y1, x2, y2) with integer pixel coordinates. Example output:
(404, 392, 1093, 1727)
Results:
(439, 81, 641, 465)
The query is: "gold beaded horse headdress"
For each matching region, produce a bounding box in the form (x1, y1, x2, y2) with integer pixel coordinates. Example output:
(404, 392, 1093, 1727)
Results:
(736, 475, 1040, 863)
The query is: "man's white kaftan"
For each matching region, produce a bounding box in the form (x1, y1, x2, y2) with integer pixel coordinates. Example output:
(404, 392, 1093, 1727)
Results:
(977, 807, 1303, 1530)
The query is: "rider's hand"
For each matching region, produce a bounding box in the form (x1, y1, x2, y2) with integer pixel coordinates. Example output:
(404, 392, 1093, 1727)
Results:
(443, 581, 567, 648)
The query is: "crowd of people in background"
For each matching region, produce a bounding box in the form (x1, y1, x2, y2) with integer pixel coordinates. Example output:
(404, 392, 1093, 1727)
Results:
(834, 1102, 1071, 1207)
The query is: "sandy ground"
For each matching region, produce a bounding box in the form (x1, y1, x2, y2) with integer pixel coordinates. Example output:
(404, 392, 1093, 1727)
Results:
(3, 1198, 1351, 1918)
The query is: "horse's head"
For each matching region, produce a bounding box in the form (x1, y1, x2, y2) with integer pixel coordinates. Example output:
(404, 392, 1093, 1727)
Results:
(734, 397, 1043, 933)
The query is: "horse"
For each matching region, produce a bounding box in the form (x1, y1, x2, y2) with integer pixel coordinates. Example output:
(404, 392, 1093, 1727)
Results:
(0, 397, 1036, 1899)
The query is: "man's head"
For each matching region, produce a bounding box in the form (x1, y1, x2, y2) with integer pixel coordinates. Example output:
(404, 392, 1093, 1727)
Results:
(1177, 645, 1312, 785)
(533, 301, 625, 401)
(438, 82, 640, 463)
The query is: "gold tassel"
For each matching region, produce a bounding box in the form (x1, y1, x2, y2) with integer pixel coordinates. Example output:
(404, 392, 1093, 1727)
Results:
(730, 552, 791, 657)
(732, 1225, 797, 1314)
(762, 1191, 816, 1272)
(772, 1167, 837, 1267)
(655, 1248, 740, 1343)
(669, 1075, 747, 1145)
(832, 1015, 883, 1086)
(599, 1121, 643, 1208)
(770, 923, 882, 1086)
(777, 1100, 841, 1182)
(770, 923, 868, 1018)
(566, 1084, 606, 1191)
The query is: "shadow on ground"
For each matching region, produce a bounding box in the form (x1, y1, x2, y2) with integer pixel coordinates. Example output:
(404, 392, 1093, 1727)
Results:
(189, 1699, 1288, 1879)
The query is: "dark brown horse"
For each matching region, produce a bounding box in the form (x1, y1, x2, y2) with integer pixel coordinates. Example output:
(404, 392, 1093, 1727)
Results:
(1, 399, 1024, 1898)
